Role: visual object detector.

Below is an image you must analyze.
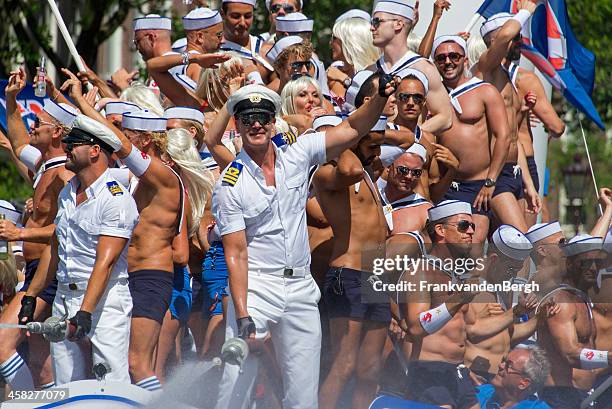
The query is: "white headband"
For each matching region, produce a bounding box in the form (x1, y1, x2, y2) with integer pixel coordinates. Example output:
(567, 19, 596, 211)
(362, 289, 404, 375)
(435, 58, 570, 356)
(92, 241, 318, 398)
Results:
(373, 0, 416, 22)
(266, 35, 303, 63)
(562, 234, 604, 258)
(432, 35, 468, 57)
(122, 110, 167, 132)
(406, 142, 427, 163)
(313, 115, 343, 130)
(133, 14, 172, 31)
(104, 101, 141, 117)
(43, 99, 78, 127)
(335, 9, 371, 24)
(396, 67, 429, 94)
(480, 12, 513, 38)
(492, 225, 533, 261)
(183, 8, 222, 31)
(276, 13, 313, 33)
(525, 221, 563, 243)
(163, 107, 205, 124)
(428, 200, 472, 222)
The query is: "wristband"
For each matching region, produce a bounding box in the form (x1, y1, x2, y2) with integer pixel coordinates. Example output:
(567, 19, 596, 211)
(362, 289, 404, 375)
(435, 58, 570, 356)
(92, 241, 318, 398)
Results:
(513, 9, 532, 28)
(419, 303, 453, 334)
(18, 145, 42, 172)
(181, 52, 190, 66)
(247, 71, 264, 85)
(580, 348, 609, 369)
(122, 145, 151, 177)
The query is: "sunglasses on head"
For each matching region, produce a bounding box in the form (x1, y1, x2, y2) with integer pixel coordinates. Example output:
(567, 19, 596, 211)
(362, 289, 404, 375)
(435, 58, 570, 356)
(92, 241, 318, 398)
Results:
(395, 165, 423, 177)
(238, 112, 274, 127)
(370, 17, 399, 29)
(434, 52, 464, 64)
(270, 3, 295, 13)
(34, 117, 56, 129)
(445, 220, 476, 233)
(397, 92, 425, 104)
(290, 60, 313, 71)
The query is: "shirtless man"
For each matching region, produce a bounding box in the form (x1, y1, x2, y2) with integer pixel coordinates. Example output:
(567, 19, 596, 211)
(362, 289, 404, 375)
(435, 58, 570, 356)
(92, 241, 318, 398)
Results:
(474, 0, 541, 232)
(536, 234, 612, 409)
(401, 200, 479, 409)
(260, 0, 302, 43)
(316, 116, 389, 409)
(432, 35, 511, 252)
(368, 0, 452, 134)
(182, 7, 225, 86)
(0, 68, 75, 391)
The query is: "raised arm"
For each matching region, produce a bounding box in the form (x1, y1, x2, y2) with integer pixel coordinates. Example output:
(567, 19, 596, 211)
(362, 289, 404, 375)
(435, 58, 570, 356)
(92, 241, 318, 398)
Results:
(418, 0, 450, 57)
(590, 188, 612, 238)
(313, 150, 364, 191)
(204, 105, 237, 170)
(5, 68, 32, 158)
(413, 61, 453, 133)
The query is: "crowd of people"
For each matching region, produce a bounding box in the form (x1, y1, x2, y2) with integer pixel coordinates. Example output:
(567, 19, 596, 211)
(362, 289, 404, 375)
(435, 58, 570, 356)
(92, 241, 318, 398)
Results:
(0, 0, 611, 408)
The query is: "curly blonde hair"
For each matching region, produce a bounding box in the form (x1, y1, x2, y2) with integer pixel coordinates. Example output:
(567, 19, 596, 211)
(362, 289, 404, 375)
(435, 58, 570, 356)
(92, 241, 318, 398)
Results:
(273, 42, 314, 72)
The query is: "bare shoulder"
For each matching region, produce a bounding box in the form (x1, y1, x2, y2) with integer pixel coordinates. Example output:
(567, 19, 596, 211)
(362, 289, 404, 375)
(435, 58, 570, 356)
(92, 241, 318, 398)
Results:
(259, 42, 273, 56)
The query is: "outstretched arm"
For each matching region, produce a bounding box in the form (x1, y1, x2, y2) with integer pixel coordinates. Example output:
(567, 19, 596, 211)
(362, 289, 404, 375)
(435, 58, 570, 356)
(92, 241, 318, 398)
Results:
(5, 68, 32, 159)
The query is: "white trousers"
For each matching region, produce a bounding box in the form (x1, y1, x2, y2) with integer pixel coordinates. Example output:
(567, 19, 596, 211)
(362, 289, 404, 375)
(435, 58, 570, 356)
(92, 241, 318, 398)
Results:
(51, 279, 132, 386)
(215, 272, 322, 409)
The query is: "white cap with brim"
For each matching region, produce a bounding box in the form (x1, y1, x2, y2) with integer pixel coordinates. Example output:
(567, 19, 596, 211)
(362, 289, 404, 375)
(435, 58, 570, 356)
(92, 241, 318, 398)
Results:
(344, 70, 376, 112)
(43, 99, 78, 128)
(372, 116, 388, 132)
(432, 35, 468, 57)
(396, 67, 429, 94)
(172, 38, 187, 53)
(406, 142, 427, 163)
(428, 200, 472, 222)
(222, 0, 256, 7)
(266, 36, 303, 64)
(480, 12, 513, 38)
(373, 0, 416, 22)
(227, 84, 282, 116)
(105, 101, 141, 117)
(65, 115, 123, 152)
(163, 107, 205, 124)
(183, 8, 222, 31)
(313, 115, 343, 130)
(265, 0, 303, 10)
(335, 9, 371, 24)
(492, 225, 533, 261)
(276, 13, 313, 33)
(122, 110, 167, 132)
(525, 221, 563, 243)
(133, 14, 172, 31)
(562, 234, 604, 258)
(0, 200, 22, 225)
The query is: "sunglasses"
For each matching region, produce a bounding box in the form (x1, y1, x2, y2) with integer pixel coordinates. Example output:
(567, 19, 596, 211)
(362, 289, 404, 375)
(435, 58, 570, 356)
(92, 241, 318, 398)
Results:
(578, 258, 607, 270)
(34, 117, 56, 129)
(501, 358, 526, 377)
(397, 92, 425, 104)
(445, 220, 476, 233)
(64, 141, 93, 151)
(270, 3, 295, 13)
(434, 52, 465, 64)
(290, 60, 313, 71)
(395, 165, 423, 177)
(238, 112, 274, 127)
(370, 17, 399, 29)
(291, 72, 311, 81)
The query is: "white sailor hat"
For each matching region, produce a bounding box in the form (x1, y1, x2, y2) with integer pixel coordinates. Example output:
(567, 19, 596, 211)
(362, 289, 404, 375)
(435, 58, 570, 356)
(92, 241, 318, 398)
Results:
(63, 114, 123, 153)
(0, 200, 22, 225)
(396, 67, 429, 94)
(172, 38, 187, 53)
(373, 0, 417, 22)
(525, 221, 563, 243)
(266, 35, 303, 64)
(122, 110, 167, 132)
(562, 234, 604, 258)
(43, 99, 78, 128)
(480, 12, 513, 38)
(163, 106, 205, 124)
(265, 0, 303, 11)
(313, 115, 343, 130)
(406, 142, 427, 163)
(276, 13, 313, 33)
(133, 14, 172, 31)
(432, 35, 468, 57)
(335, 9, 371, 24)
(222, 0, 256, 7)
(492, 225, 533, 261)
(227, 84, 282, 116)
(372, 116, 388, 132)
(105, 101, 141, 117)
(428, 200, 472, 222)
(183, 8, 222, 31)
(344, 70, 376, 112)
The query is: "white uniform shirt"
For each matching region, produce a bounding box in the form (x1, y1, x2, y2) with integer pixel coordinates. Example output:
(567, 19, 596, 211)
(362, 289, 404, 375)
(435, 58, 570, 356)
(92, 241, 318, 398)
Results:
(54, 169, 139, 284)
(212, 132, 327, 271)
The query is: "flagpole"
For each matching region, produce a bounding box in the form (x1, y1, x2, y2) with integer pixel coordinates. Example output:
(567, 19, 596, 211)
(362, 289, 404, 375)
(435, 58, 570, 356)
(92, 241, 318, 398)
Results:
(578, 115, 603, 216)
(464, 13, 481, 33)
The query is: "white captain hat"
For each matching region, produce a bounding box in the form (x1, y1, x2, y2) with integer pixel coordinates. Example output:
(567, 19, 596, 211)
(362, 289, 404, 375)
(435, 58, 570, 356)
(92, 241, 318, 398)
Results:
(227, 84, 282, 116)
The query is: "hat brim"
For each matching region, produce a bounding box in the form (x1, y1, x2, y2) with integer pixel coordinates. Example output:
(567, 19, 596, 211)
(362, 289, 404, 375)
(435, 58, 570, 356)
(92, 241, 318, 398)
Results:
(235, 108, 276, 116)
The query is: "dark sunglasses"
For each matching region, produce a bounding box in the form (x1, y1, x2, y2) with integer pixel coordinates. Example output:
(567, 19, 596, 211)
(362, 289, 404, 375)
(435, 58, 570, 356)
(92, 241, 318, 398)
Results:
(270, 3, 295, 13)
(34, 117, 56, 129)
(64, 141, 93, 151)
(445, 220, 476, 233)
(291, 72, 311, 81)
(290, 60, 313, 71)
(578, 258, 607, 270)
(370, 17, 398, 28)
(238, 112, 274, 127)
(397, 92, 425, 104)
(396, 165, 423, 177)
(434, 52, 465, 64)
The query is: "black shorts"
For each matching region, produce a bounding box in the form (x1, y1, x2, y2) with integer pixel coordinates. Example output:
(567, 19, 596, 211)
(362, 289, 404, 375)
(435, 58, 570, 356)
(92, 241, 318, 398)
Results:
(19, 259, 57, 306)
(493, 163, 524, 200)
(191, 271, 204, 313)
(592, 375, 612, 409)
(526, 156, 540, 193)
(540, 386, 588, 409)
(443, 179, 489, 216)
(470, 367, 495, 383)
(324, 267, 391, 323)
(128, 269, 173, 324)
(404, 361, 479, 409)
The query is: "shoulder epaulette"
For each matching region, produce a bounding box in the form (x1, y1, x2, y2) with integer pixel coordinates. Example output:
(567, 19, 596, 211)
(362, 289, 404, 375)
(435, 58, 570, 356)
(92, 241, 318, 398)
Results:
(222, 161, 243, 186)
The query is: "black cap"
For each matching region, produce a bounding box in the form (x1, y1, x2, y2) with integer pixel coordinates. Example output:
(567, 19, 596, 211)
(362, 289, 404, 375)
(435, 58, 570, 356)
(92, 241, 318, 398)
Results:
(62, 128, 114, 153)
(233, 98, 276, 116)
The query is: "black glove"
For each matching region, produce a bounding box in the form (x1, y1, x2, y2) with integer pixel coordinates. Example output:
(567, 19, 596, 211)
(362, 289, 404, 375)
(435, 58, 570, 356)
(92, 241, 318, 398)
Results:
(69, 310, 92, 340)
(378, 73, 396, 97)
(236, 316, 256, 339)
(18, 296, 36, 324)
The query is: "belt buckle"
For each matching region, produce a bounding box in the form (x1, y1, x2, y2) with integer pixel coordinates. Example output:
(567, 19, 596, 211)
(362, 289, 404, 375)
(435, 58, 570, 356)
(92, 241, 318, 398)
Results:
(68, 283, 78, 291)
(283, 268, 294, 277)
